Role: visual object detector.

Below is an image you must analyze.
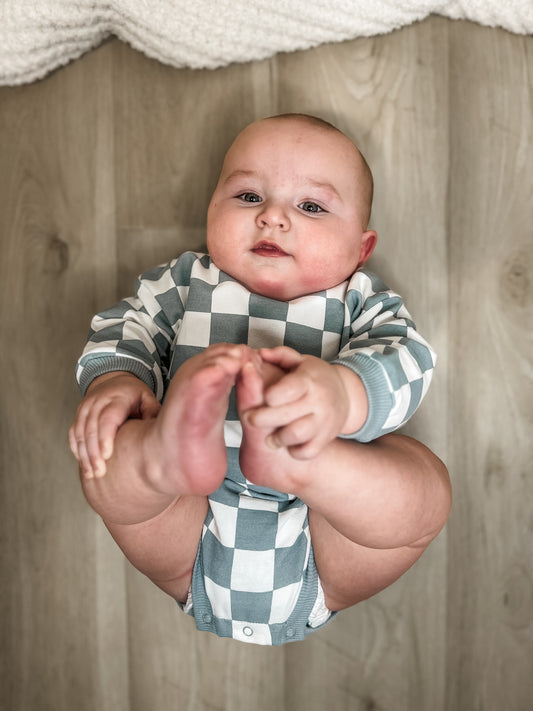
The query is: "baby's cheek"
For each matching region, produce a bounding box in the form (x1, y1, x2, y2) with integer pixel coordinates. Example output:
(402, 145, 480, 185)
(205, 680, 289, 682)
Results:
(300, 257, 345, 293)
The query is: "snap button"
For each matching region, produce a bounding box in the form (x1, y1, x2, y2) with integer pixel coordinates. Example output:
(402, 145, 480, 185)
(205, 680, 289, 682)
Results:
(243, 626, 254, 637)
(202, 613, 212, 624)
(286, 627, 295, 638)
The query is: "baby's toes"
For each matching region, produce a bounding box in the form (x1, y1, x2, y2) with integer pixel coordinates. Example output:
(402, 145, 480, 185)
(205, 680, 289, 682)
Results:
(236, 362, 264, 414)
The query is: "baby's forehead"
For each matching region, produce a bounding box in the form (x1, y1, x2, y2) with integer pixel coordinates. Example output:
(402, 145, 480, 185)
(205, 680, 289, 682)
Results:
(237, 116, 346, 146)
(227, 119, 361, 172)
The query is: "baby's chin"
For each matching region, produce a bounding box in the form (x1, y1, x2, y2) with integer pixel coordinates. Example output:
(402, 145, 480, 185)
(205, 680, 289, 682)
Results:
(250, 282, 316, 302)
(209, 252, 322, 301)
(229, 274, 301, 302)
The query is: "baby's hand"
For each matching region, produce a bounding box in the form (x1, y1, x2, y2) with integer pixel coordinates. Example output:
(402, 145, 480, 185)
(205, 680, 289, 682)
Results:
(69, 372, 161, 479)
(249, 347, 366, 459)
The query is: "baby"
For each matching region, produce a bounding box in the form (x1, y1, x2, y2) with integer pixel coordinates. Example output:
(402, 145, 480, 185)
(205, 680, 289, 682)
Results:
(69, 114, 451, 646)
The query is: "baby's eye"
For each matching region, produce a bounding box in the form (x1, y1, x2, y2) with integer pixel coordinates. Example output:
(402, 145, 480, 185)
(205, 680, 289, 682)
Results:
(238, 192, 262, 203)
(299, 201, 325, 213)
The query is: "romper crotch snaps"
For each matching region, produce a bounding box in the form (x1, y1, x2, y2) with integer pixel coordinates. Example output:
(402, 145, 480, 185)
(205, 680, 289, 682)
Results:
(233, 622, 272, 645)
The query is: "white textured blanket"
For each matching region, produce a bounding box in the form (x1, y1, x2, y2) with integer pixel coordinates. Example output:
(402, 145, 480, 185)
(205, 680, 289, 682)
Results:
(1, 0, 532, 86)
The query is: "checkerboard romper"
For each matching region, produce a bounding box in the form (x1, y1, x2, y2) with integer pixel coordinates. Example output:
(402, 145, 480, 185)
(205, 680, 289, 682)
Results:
(76, 252, 436, 645)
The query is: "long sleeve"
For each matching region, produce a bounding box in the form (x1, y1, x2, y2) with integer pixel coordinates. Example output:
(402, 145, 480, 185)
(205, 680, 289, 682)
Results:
(332, 270, 436, 442)
(76, 255, 436, 443)
(75, 253, 200, 399)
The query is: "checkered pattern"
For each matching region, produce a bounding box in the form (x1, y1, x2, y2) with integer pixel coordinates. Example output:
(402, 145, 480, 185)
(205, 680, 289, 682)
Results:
(196, 485, 312, 643)
(77, 251, 436, 442)
(76, 251, 436, 643)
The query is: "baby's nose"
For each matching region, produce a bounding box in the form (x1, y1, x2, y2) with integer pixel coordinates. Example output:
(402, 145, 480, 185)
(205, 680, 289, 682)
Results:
(256, 203, 290, 230)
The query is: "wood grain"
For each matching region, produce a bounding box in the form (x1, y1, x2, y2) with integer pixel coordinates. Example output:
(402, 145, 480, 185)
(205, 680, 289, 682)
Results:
(445, 21, 533, 711)
(0, 42, 129, 710)
(0, 16, 531, 711)
(276, 19, 450, 711)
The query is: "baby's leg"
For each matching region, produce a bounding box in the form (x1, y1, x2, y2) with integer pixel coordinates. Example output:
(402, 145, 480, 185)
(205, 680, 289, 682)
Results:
(146, 343, 253, 497)
(80, 344, 252, 603)
(237, 363, 451, 611)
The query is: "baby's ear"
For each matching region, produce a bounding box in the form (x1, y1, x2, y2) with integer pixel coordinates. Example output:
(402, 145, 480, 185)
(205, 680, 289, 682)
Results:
(358, 230, 377, 266)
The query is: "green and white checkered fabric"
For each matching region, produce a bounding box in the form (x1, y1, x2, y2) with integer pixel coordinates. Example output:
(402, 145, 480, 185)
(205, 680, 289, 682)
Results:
(77, 251, 435, 443)
(189, 473, 323, 644)
(76, 251, 436, 644)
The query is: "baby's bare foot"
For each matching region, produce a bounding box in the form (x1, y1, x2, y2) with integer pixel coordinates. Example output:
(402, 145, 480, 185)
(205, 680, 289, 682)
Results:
(146, 346, 245, 496)
(237, 362, 296, 494)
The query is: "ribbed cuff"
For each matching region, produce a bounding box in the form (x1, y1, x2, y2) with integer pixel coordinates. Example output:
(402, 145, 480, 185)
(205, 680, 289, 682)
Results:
(331, 355, 394, 442)
(77, 356, 157, 396)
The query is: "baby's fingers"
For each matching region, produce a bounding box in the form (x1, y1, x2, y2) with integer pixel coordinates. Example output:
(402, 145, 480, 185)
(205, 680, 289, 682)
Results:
(259, 346, 303, 371)
(247, 398, 305, 430)
(267, 414, 317, 452)
(69, 405, 98, 478)
(84, 424, 108, 478)
(70, 424, 98, 480)
(264, 371, 308, 408)
(76, 439, 97, 480)
(140, 392, 161, 420)
(86, 398, 138, 475)
(287, 437, 327, 461)
(68, 423, 80, 461)
(70, 400, 112, 478)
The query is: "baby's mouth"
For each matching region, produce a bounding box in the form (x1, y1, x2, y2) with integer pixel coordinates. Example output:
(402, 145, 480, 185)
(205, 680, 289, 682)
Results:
(252, 241, 289, 257)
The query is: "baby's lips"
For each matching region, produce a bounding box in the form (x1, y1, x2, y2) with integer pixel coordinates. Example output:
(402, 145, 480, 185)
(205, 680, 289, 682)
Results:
(252, 240, 289, 256)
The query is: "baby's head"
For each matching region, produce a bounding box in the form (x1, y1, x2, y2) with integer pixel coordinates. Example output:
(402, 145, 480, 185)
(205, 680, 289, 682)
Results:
(207, 114, 377, 301)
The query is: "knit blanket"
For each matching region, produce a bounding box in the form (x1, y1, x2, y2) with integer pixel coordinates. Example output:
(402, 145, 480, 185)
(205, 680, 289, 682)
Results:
(1, 1, 532, 86)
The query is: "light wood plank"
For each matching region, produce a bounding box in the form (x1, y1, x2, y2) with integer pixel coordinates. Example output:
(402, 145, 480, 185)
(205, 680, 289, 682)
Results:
(446, 21, 533, 711)
(111, 40, 287, 710)
(276, 18, 450, 711)
(0, 43, 129, 710)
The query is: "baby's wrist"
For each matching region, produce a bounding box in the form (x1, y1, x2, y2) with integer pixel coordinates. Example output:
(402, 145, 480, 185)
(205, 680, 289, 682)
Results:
(86, 370, 140, 394)
(333, 365, 369, 435)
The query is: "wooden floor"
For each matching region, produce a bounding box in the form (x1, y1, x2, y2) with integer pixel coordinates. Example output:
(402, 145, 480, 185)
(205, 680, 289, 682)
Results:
(1, 16, 532, 711)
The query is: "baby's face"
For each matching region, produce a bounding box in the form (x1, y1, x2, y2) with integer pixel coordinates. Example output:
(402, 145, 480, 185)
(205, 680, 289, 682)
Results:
(207, 118, 376, 301)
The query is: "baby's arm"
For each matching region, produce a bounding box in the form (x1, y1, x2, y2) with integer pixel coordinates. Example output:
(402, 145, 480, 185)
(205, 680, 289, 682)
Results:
(332, 270, 436, 443)
(247, 346, 367, 459)
(71, 259, 200, 477)
(69, 372, 160, 479)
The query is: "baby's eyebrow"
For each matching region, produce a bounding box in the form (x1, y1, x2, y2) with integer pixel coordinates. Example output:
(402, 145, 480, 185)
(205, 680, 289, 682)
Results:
(306, 179, 342, 202)
(222, 170, 343, 202)
(223, 169, 259, 184)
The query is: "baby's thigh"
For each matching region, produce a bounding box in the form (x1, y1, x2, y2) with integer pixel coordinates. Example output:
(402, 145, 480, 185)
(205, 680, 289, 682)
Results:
(106, 495, 208, 602)
(309, 510, 426, 611)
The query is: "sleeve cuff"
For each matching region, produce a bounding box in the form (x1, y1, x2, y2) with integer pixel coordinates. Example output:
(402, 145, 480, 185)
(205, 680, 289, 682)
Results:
(331, 355, 394, 443)
(77, 356, 158, 397)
